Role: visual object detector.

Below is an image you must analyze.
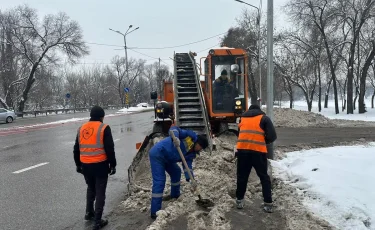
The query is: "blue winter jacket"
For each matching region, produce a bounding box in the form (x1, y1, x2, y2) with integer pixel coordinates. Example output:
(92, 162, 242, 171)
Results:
(152, 126, 198, 180)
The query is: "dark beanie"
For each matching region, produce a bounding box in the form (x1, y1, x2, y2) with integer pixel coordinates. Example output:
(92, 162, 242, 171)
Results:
(90, 105, 105, 118)
(221, 69, 228, 75)
(249, 104, 261, 110)
(196, 135, 209, 149)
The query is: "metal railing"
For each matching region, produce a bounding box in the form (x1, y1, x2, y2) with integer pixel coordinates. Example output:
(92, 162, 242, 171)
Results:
(173, 52, 179, 126)
(15, 106, 123, 118)
(188, 53, 213, 152)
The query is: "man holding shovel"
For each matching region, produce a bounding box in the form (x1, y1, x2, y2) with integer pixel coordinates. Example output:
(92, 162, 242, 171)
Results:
(148, 126, 209, 219)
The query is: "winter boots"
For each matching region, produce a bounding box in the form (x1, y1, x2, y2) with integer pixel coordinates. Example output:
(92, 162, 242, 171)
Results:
(92, 219, 108, 230)
(263, 202, 273, 213)
(84, 212, 95, 220)
(236, 199, 244, 209)
(236, 199, 274, 213)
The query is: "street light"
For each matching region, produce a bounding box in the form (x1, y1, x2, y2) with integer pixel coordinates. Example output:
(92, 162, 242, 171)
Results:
(109, 25, 140, 108)
(234, 0, 262, 105)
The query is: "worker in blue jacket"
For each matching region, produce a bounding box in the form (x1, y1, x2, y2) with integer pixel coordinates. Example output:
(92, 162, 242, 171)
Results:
(148, 126, 209, 219)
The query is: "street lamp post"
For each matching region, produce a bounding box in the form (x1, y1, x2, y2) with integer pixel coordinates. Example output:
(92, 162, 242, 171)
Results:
(266, 0, 274, 159)
(234, 0, 262, 105)
(109, 25, 140, 108)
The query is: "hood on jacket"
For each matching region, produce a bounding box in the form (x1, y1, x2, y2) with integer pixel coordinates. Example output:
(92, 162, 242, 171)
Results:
(241, 107, 265, 117)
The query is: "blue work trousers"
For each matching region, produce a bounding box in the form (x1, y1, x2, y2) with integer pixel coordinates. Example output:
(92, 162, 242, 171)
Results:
(149, 149, 181, 215)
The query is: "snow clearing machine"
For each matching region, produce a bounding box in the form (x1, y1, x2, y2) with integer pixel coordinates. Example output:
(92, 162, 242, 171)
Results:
(135, 48, 249, 151)
(128, 47, 249, 194)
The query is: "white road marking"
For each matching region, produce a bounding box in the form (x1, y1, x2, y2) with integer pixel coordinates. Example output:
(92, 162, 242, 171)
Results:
(114, 139, 120, 142)
(13, 162, 49, 174)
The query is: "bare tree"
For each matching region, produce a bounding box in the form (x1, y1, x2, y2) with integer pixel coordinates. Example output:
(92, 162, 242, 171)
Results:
(370, 63, 375, 108)
(337, 0, 375, 113)
(286, 0, 342, 114)
(110, 56, 126, 105)
(0, 5, 89, 112)
(286, 29, 324, 111)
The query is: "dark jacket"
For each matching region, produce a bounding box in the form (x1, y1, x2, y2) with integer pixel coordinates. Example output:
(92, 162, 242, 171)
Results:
(74, 117, 117, 176)
(237, 108, 277, 155)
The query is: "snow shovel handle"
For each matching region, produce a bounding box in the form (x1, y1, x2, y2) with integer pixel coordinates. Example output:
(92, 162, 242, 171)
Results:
(169, 130, 197, 185)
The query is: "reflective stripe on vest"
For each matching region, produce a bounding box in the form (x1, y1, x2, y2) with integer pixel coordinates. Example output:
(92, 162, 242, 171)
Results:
(78, 122, 108, 163)
(236, 115, 268, 153)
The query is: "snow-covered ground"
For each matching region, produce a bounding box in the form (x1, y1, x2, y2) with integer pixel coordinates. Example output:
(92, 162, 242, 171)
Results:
(279, 99, 375, 122)
(272, 144, 375, 230)
(117, 103, 153, 114)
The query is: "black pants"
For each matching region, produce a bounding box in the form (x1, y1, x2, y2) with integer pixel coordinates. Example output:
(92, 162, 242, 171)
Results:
(84, 173, 108, 221)
(236, 152, 272, 203)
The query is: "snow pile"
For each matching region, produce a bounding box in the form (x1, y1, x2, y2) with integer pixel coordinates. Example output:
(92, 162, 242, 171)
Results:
(272, 144, 375, 230)
(281, 99, 375, 122)
(124, 134, 242, 230)
(273, 108, 336, 128)
(124, 132, 334, 229)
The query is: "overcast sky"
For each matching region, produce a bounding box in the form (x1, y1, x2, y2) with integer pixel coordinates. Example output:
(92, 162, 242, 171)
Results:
(0, 0, 291, 69)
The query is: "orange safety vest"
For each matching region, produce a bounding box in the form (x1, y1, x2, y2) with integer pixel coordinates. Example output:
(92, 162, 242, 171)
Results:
(78, 121, 108, 163)
(236, 115, 268, 153)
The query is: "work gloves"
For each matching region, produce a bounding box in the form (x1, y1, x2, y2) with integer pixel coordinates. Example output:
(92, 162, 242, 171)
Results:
(76, 166, 83, 174)
(173, 138, 180, 148)
(109, 167, 116, 175)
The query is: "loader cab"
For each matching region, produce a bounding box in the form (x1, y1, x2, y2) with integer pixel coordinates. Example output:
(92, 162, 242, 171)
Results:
(200, 48, 248, 120)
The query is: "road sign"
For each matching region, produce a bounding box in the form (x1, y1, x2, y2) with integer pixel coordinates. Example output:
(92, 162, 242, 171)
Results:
(124, 87, 130, 93)
(66, 93, 71, 99)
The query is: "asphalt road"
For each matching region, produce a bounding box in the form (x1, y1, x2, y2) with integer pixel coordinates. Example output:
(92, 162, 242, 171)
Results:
(0, 110, 154, 230)
(2, 110, 375, 230)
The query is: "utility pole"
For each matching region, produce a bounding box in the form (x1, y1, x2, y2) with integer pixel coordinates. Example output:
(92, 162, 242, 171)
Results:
(266, 0, 274, 159)
(109, 25, 139, 108)
(123, 35, 129, 91)
(258, 3, 262, 105)
(159, 57, 161, 100)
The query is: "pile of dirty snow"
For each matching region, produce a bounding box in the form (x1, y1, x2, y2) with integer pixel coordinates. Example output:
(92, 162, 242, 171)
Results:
(272, 144, 375, 230)
(124, 133, 246, 229)
(123, 132, 329, 229)
(273, 108, 336, 128)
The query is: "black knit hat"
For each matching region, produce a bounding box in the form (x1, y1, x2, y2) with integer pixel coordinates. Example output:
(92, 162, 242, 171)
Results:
(196, 135, 209, 149)
(221, 69, 228, 75)
(90, 105, 105, 118)
(249, 104, 261, 110)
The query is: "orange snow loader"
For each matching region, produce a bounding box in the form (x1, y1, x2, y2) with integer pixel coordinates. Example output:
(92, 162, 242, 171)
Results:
(135, 47, 249, 152)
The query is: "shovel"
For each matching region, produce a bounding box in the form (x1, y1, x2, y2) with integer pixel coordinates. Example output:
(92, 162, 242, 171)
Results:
(169, 130, 214, 208)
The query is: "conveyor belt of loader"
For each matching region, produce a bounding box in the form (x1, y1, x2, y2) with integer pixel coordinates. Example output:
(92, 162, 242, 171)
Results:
(174, 53, 210, 138)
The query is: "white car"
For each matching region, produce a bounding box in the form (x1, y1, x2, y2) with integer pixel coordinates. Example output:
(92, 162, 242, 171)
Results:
(0, 108, 16, 123)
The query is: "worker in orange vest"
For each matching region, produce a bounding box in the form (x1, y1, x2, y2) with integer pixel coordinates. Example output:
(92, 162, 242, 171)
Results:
(73, 106, 117, 230)
(235, 104, 277, 213)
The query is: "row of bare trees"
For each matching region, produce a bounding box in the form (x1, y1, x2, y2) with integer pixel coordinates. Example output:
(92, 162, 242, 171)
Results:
(59, 60, 171, 110)
(0, 5, 171, 112)
(222, 0, 375, 114)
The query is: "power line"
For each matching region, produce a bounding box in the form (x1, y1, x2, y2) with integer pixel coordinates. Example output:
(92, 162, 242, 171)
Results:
(129, 32, 226, 50)
(128, 48, 159, 60)
(196, 43, 221, 54)
(128, 49, 173, 68)
(85, 42, 123, 48)
(84, 32, 226, 50)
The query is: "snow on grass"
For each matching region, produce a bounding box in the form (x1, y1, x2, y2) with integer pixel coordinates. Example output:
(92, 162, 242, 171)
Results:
(271, 144, 375, 230)
(276, 99, 375, 122)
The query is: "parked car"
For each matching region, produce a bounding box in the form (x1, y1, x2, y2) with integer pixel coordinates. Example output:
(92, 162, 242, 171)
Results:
(0, 108, 16, 123)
